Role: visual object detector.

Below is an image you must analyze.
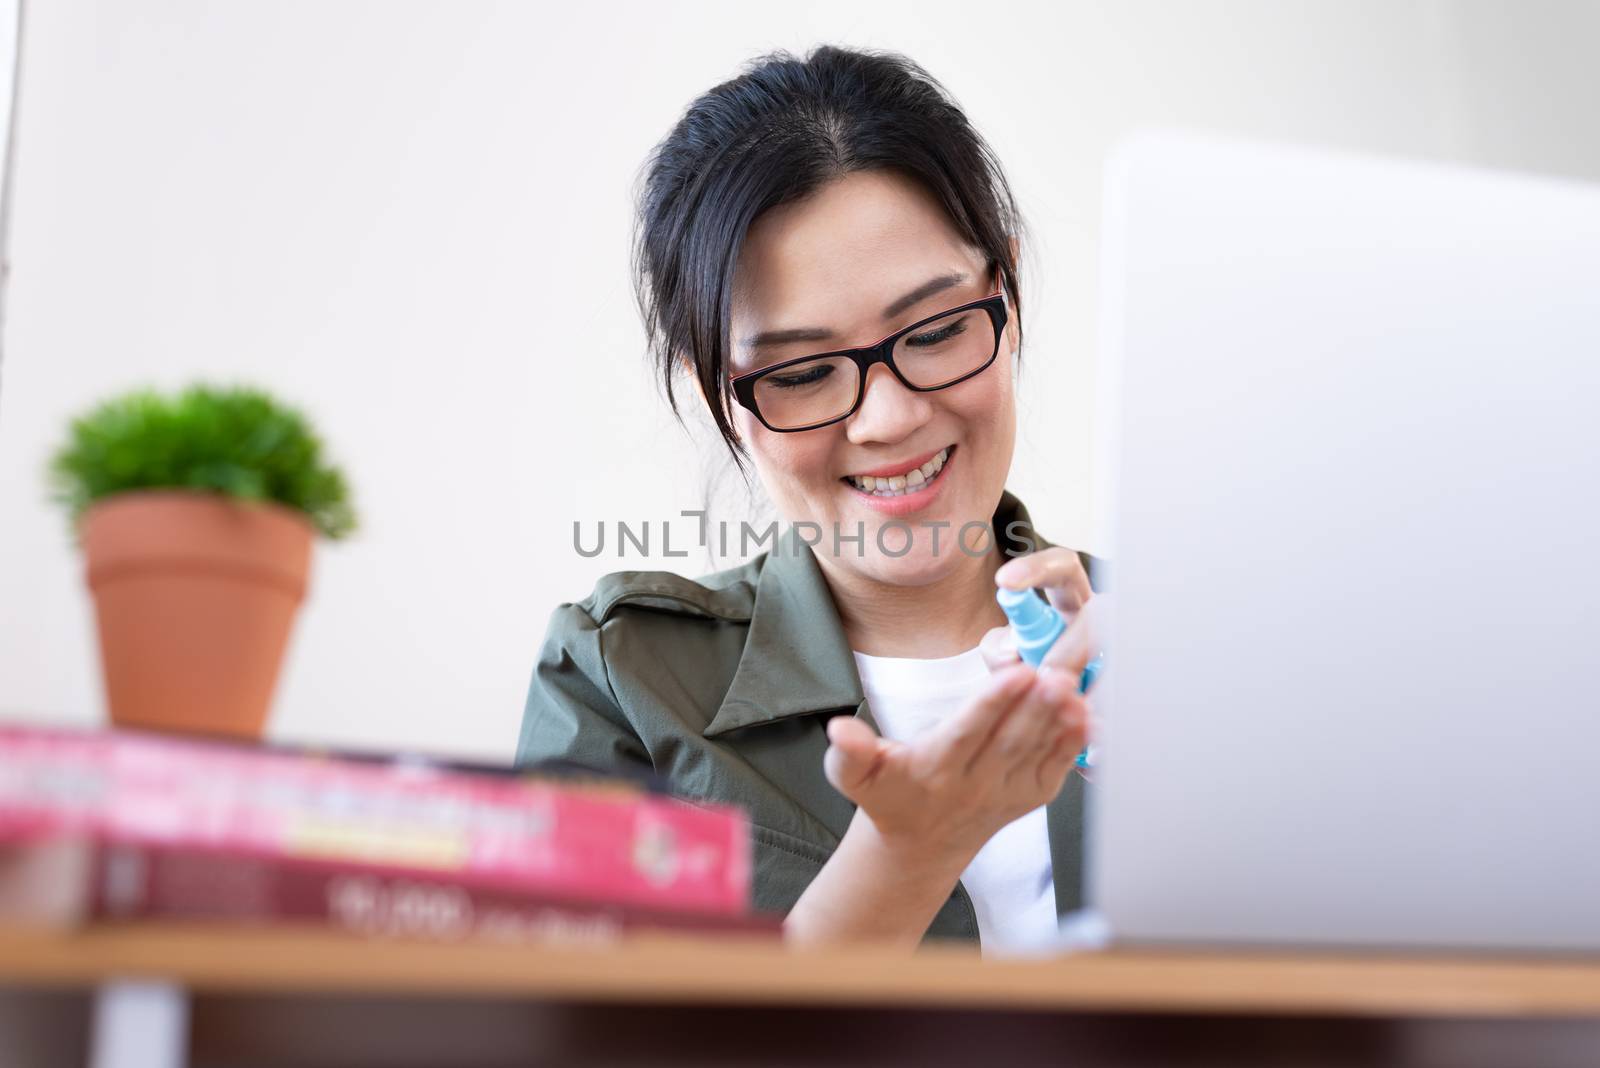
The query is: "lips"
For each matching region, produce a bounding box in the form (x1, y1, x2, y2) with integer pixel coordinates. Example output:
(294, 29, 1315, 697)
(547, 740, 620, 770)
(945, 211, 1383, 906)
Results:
(846, 446, 950, 480)
(841, 445, 953, 499)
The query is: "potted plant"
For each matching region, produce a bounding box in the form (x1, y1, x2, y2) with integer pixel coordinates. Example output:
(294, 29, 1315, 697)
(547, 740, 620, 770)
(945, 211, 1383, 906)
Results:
(49, 384, 356, 739)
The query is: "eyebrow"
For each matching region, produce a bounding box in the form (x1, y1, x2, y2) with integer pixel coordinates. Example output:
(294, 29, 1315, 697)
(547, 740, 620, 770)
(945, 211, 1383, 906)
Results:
(739, 272, 970, 354)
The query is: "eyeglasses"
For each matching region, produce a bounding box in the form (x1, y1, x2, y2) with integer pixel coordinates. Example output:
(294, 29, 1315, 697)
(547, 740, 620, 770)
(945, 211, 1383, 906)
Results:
(729, 270, 1009, 433)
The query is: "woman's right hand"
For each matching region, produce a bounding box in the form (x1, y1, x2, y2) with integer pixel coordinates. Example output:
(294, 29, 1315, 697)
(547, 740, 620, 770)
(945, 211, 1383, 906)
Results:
(822, 664, 1088, 869)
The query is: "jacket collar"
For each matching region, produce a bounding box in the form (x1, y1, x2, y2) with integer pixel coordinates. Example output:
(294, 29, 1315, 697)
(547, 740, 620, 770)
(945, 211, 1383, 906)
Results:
(700, 519, 865, 737)
(702, 489, 1050, 738)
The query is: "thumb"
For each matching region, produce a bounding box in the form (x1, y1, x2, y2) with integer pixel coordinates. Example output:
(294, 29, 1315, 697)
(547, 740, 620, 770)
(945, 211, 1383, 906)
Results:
(823, 715, 886, 797)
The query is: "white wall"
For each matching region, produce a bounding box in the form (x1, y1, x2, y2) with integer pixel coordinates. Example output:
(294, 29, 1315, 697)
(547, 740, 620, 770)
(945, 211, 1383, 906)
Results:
(2, 0, 1595, 762)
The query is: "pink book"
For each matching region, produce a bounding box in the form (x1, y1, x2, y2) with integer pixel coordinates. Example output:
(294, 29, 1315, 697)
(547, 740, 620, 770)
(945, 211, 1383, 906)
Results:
(0, 724, 750, 916)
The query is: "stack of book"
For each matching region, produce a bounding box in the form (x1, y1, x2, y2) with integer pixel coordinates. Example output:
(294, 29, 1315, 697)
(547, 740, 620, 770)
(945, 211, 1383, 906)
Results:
(0, 724, 778, 944)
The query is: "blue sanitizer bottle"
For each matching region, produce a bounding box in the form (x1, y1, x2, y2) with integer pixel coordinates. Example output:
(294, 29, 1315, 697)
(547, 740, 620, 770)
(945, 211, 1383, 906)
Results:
(996, 587, 1099, 769)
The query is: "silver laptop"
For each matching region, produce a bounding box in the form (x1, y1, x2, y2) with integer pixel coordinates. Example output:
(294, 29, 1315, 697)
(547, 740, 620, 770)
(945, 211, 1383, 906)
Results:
(1087, 133, 1600, 953)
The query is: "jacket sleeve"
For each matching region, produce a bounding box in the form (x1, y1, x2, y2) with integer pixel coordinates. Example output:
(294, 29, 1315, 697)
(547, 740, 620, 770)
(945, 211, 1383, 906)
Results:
(515, 601, 653, 773)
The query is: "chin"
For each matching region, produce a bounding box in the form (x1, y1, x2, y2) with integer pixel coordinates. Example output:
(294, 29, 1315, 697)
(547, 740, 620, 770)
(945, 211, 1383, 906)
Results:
(852, 539, 970, 588)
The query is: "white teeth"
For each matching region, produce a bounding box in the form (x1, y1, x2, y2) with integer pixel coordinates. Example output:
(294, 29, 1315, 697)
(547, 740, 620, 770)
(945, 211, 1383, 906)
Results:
(845, 447, 950, 497)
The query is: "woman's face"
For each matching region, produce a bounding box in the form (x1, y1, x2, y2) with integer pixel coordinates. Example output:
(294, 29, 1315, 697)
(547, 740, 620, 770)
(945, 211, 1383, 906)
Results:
(728, 169, 1018, 588)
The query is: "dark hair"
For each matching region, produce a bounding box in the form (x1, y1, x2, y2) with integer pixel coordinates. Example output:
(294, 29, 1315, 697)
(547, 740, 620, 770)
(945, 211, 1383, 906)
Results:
(633, 45, 1025, 466)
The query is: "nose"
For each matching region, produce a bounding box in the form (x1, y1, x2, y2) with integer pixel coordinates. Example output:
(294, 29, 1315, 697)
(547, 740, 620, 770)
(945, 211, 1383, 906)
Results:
(845, 363, 934, 445)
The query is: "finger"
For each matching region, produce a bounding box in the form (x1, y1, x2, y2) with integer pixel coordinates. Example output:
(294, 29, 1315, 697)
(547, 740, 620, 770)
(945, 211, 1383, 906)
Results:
(823, 716, 889, 797)
(977, 625, 1021, 672)
(1034, 719, 1085, 795)
(1083, 702, 1102, 745)
(924, 665, 1034, 769)
(1039, 612, 1095, 678)
(1032, 686, 1090, 793)
(1039, 595, 1104, 678)
(970, 668, 1072, 780)
(994, 547, 1092, 617)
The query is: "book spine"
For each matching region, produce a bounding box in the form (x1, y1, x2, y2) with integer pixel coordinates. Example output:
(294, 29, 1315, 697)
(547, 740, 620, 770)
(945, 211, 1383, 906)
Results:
(86, 840, 779, 945)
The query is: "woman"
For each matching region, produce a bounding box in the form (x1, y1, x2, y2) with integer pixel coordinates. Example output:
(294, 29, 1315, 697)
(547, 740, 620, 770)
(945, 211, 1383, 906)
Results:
(517, 45, 1103, 951)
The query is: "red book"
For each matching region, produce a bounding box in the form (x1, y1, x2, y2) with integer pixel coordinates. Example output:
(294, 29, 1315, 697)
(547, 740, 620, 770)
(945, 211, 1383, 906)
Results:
(0, 724, 751, 917)
(0, 835, 781, 944)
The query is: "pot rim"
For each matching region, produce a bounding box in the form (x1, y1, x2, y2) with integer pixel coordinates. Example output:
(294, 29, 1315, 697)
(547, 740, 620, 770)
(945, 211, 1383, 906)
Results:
(80, 488, 318, 534)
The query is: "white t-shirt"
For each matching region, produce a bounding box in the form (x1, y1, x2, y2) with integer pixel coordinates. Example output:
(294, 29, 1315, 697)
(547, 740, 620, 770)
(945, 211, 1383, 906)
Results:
(850, 646, 1057, 953)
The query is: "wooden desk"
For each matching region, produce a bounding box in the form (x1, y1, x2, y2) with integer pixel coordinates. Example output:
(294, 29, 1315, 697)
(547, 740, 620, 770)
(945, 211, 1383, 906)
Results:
(3, 924, 1599, 1067)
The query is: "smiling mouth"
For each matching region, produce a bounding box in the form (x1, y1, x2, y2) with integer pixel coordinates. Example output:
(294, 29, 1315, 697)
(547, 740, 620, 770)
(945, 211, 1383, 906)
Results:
(841, 446, 954, 498)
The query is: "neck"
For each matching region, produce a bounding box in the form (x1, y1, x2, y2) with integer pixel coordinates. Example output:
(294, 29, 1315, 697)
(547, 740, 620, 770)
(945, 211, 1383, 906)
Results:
(818, 545, 1010, 659)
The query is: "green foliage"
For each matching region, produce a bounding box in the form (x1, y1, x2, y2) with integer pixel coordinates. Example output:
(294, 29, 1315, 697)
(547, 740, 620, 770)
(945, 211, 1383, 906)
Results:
(48, 384, 357, 540)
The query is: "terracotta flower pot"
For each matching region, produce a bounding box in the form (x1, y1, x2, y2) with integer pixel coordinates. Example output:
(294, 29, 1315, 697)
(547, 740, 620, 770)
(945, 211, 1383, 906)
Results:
(81, 490, 314, 739)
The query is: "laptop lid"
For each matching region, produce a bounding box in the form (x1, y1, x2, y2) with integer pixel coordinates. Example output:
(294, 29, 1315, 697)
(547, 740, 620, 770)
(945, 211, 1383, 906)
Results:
(1088, 133, 1600, 952)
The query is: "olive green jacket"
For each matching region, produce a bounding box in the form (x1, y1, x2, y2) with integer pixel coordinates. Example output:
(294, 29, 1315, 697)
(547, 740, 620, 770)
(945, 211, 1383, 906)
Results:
(515, 491, 1097, 945)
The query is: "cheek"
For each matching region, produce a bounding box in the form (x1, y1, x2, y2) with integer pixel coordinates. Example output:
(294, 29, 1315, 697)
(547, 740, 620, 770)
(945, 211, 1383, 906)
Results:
(942, 356, 1017, 481)
(949, 356, 1015, 427)
(738, 415, 840, 503)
